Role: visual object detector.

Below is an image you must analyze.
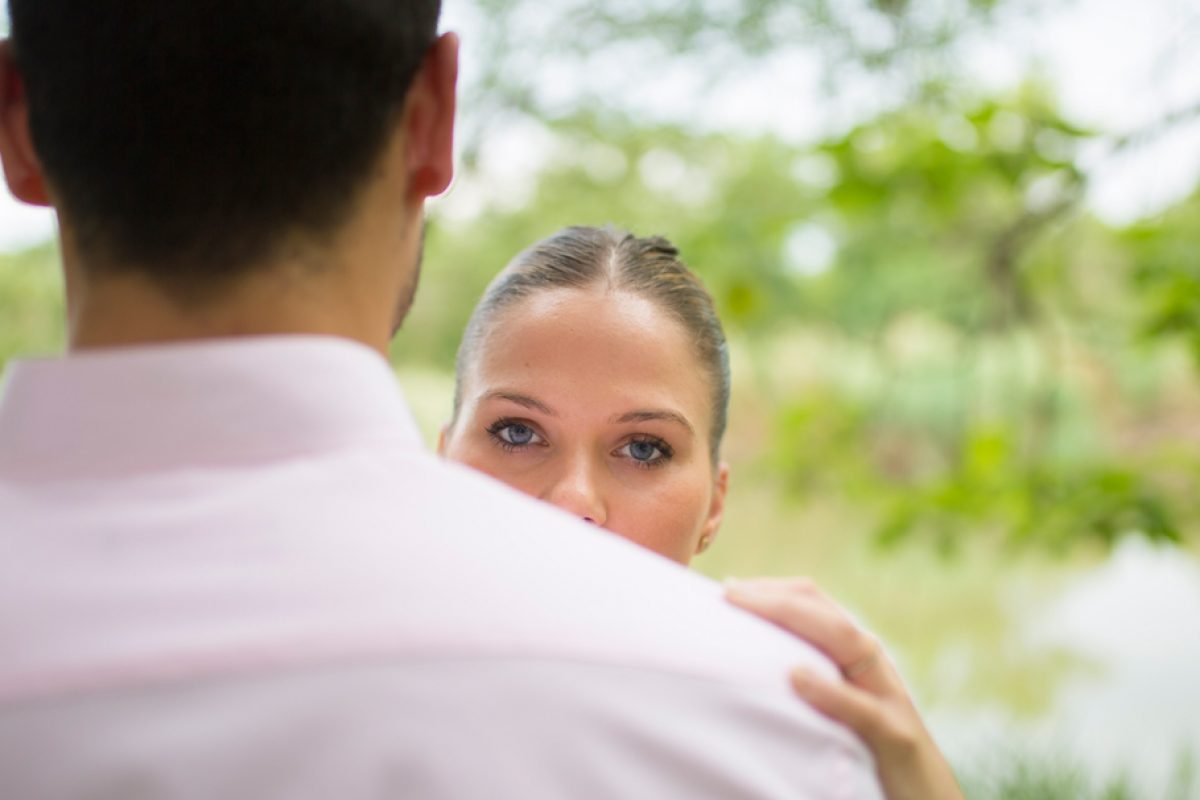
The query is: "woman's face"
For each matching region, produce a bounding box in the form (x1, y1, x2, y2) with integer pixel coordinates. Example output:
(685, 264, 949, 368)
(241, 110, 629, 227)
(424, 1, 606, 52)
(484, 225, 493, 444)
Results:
(441, 287, 728, 564)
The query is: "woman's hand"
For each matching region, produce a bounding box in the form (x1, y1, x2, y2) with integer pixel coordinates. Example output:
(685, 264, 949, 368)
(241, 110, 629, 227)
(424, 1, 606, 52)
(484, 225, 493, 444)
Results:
(725, 577, 963, 800)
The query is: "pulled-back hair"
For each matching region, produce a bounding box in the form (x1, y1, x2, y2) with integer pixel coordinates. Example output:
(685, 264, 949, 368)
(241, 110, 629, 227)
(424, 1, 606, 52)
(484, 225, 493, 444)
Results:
(454, 226, 731, 462)
(7, 0, 440, 296)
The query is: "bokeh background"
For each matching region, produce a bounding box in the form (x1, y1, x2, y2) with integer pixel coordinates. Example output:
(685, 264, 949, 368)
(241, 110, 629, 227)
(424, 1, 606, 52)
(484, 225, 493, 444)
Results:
(2, 0, 1199, 797)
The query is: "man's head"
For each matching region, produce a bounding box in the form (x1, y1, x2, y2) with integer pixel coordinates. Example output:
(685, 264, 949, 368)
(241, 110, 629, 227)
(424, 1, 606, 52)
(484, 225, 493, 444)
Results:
(0, 0, 456, 349)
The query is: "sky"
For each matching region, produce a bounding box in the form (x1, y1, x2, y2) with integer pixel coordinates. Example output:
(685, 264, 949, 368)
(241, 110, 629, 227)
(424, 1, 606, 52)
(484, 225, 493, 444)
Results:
(0, 0, 1197, 252)
(434, 0, 1200, 227)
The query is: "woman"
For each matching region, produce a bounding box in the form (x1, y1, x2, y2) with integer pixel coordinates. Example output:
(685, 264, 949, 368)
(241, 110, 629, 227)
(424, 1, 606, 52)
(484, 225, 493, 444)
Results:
(440, 225, 962, 800)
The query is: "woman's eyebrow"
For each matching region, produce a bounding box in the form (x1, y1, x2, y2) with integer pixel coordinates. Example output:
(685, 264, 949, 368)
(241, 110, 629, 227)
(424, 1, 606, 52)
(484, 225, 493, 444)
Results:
(611, 410, 695, 435)
(484, 391, 557, 416)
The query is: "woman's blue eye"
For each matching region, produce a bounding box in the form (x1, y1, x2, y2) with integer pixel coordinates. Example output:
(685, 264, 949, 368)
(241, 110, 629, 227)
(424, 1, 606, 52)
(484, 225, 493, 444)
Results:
(486, 419, 545, 451)
(629, 440, 659, 461)
(500, 423, 535, 446)
(620, 438, 671, 467)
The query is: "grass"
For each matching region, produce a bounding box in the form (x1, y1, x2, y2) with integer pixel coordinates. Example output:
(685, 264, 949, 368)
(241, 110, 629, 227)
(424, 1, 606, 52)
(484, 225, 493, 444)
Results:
(957, 746, 1197, 800)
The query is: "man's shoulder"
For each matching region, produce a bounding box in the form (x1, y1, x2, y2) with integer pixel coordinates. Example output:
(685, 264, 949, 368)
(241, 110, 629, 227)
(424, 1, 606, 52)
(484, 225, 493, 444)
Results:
(0, 654, 881, 799)
(0, 361, 881, 798)
(221, 447, 845, 689)
(2, 444, 836, 704)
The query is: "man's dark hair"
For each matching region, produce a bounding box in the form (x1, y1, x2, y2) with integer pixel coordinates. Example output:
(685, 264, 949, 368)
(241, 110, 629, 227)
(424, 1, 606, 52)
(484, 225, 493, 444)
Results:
(7, 0, 440, 296)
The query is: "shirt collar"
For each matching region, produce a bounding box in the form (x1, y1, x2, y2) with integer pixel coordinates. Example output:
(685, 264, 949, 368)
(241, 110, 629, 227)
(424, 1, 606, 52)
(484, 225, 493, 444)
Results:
(0, 335, 424, 479)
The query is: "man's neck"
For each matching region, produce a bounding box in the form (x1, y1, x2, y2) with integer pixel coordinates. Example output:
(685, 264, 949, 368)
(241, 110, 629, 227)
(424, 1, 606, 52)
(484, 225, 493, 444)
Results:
(65, 264, 393, 356)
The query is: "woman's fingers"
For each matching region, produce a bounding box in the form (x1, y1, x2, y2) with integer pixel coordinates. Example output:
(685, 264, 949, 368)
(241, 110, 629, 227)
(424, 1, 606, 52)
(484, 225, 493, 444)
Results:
(724, 579, 890, 694)
(723, 579, 859, 659)
(791, 667, 889, 749)
(793, 666, 963, 800)
(794, 665, 960, 800)
(725, 577, 965, 800)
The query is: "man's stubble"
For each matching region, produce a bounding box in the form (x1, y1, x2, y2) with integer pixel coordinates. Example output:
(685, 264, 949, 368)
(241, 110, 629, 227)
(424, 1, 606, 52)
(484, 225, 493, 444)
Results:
(391, 219, 425, 335)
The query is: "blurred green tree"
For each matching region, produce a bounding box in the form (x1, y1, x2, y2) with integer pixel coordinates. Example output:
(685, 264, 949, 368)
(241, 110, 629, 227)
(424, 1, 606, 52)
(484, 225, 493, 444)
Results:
(396, 78, 1198, 550)
(411, 0, 1200, 552)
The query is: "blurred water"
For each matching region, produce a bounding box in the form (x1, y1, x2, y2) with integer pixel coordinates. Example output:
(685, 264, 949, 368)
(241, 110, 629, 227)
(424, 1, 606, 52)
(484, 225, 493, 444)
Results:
(933, 537, 1200, 795)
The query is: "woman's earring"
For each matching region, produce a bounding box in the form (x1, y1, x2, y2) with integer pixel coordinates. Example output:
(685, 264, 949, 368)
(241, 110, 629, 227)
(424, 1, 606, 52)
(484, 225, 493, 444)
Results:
(697, 533, 712, 553)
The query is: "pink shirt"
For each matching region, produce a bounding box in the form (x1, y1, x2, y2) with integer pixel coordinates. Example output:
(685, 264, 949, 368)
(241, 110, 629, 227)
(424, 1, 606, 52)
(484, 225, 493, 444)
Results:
(0, 336, 881, 799)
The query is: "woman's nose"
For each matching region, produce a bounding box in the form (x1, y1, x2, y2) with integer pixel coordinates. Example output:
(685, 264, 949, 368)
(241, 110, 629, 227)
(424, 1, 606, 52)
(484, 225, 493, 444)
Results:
(541, 458, 607, 527)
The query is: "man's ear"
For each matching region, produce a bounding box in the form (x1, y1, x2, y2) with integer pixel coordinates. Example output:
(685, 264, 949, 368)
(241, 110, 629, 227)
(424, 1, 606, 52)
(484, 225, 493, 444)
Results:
(403, 32, 458, 201)
(697, 461, 730, 555)
(0, 41, 50, 206)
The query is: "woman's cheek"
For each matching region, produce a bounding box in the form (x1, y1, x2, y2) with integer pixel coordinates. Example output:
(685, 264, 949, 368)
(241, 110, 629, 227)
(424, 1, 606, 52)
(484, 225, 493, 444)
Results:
(635, 473, 711, 555)
(480, 449, 544, 491)
(460, 440, 530, 487)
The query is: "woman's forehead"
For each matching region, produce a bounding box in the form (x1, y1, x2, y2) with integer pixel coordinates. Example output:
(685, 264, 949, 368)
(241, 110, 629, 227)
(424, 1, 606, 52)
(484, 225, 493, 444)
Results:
(483, 288, 689, 367)
(469, 288, 713, 418)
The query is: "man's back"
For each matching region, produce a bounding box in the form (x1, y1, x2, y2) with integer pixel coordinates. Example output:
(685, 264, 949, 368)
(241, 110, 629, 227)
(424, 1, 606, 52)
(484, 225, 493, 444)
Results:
(0, 337, 880, 798)
(0, 0, 882, 793)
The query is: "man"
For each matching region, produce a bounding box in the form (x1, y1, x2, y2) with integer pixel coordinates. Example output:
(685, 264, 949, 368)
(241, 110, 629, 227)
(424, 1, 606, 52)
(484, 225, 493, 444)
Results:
(0, 1, 882, 797)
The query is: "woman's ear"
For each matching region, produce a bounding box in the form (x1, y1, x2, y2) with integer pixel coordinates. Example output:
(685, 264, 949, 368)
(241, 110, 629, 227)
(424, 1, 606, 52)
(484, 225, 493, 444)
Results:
(436, 423, 450, 456)
(0, 42, 51, 206)
(697, 461, 730, 555)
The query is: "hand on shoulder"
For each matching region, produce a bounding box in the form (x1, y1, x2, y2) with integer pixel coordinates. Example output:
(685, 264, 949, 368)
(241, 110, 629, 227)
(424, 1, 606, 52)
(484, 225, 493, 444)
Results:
(725, 577, 964, 800)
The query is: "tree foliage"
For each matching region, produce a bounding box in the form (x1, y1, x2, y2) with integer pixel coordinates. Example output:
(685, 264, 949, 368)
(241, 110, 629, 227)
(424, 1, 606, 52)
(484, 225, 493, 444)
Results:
(425, 0, 1200, 552)
(395, 72, 1200, 551)
(457, 0, 1036, 160)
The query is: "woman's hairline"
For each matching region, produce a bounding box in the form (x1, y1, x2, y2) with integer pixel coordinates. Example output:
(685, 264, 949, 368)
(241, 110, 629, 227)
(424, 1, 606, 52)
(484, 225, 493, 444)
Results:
(450, 281, 727, 464)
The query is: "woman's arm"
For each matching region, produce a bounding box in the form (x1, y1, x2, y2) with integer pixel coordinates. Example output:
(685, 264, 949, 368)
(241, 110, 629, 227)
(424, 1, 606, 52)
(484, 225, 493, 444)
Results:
(725, 577, 964, 800)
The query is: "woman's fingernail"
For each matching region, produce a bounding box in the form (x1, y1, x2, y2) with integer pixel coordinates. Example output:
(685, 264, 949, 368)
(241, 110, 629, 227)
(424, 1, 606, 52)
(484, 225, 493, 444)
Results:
(724, 578, 761, 598)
